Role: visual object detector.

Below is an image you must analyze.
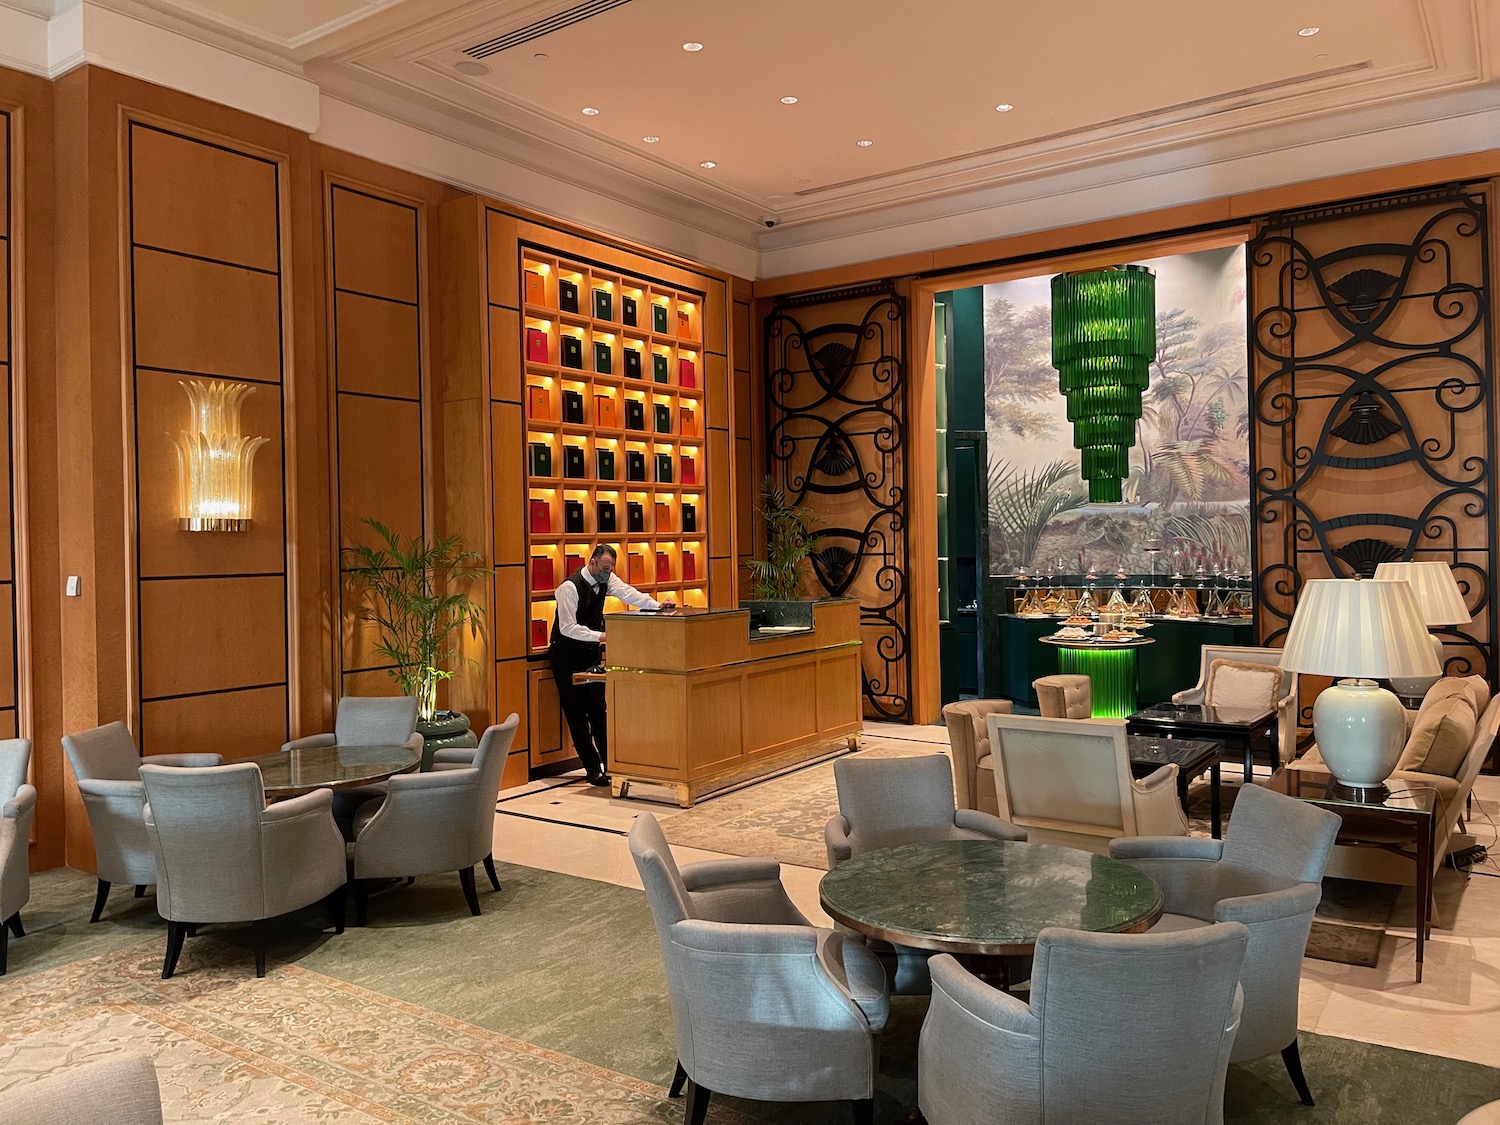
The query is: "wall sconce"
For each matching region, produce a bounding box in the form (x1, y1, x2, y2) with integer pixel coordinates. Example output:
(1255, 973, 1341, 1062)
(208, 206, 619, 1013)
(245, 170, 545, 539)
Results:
(172, 379, 268, 532)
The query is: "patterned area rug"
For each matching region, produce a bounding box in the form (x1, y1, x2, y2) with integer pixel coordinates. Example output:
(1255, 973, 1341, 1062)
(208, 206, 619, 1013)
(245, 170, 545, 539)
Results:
(0, 937, 756, 1124)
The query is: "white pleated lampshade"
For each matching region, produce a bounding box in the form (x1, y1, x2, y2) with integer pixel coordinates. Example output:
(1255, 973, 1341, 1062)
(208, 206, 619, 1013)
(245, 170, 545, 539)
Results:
(1279, 578, 1442, 679)
(1372, 561, 1471, 626)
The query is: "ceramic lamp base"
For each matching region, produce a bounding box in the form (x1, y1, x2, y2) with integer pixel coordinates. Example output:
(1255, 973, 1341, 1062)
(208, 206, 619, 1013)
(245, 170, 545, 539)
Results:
(1313, 679, 1407, 796)
(1388, 632, 1445, 699)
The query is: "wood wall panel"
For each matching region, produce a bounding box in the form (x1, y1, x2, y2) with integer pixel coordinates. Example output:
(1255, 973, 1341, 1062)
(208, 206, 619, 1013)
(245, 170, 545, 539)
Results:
(331, 188, 418, 303)
(133, 249, 282, 380)
(134, 369, 285, 577)
(141, 684, 288, 762)
(333, 292, 420, 400)
(0, 388, 10, 582)
(138, 575, 286, 700)
(335, 395, 423, 545)
(129, 125, 278, 271)
(490, 401, 524, 566)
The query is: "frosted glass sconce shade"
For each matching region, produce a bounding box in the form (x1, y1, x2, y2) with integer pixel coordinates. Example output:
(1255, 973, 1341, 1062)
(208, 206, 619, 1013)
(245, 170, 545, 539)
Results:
(172, 379, 269, 532)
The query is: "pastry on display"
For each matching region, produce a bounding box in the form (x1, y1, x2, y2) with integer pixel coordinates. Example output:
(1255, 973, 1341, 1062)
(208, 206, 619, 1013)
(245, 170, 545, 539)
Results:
(1063, 615, 1093, 626)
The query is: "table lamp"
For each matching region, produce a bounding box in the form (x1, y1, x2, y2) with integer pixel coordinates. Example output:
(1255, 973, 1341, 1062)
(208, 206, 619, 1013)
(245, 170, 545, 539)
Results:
(1278, 578, 1440, 796)
(1372, 561, 1469, 699)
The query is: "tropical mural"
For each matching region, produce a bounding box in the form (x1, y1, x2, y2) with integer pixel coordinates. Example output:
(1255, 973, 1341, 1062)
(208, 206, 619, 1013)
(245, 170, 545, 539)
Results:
(984, 245, 1250, 576)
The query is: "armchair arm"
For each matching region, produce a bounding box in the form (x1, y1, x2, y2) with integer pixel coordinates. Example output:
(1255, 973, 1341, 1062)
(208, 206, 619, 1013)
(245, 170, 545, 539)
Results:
(954, 807, 1027, 842)
(680, 855, 781, 890)
(3, 783, 36, 819)
(260, 787, 344, 918)
(261, 787, 334, 823)
(383, 768, 475, 792)
(1215, 881, 1321, 926)
(431, 747, 475, 767)
(1130, 763, 1178, 794)
(77, 777, 146, 799)
(679, 856, 809, 926)
(927, 952, 1037, 1036)
(1109, 836, 1224, 862)
(919, 954, 1040, 1125)
(1173, 686, 1207, 705)
(824, 815, 853, 867)
(281, 733, 337, 753)
(1130, 763, 1189, 837)
(142, 752, 222, 768)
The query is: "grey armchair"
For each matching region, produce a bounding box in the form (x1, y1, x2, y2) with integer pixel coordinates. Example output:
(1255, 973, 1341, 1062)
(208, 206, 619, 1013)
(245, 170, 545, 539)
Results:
(1110, 782, 1342, 1105)
(62, 721, 221, 922)
(919, 923, 1249, 1125)
(1, 739, 35, 975)
(630, 812, 886, 1125)
(283, 695, 424, 835)
(140, 763, 347, 979)
(349, 714, 518, 923)
(0, 1053, 163, 1125)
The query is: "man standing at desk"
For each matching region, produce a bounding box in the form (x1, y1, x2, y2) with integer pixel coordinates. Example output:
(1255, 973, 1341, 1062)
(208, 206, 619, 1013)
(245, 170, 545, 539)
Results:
(549, 544, 673, 785)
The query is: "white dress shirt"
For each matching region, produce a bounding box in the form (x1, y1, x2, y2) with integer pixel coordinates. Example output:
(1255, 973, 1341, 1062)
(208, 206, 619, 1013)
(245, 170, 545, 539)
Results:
(554, 567, 660, 643)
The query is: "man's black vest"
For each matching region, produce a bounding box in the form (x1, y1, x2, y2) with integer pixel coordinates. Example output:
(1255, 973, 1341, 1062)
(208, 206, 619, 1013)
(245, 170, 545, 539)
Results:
(549, 568, 606, 662)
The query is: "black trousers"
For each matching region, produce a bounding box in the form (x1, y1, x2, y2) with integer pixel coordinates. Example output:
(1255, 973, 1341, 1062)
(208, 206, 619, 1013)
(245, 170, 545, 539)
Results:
(549, 644, 607, 775)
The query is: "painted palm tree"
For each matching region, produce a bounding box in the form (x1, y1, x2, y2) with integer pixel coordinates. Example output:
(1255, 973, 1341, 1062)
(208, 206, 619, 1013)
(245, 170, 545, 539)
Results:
(988, 458, 1086, 569)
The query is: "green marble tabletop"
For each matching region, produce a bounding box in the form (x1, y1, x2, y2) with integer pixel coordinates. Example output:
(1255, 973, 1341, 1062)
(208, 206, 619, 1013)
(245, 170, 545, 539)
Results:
(248, 744, 420, 797)
(819, 839, 1163, 955)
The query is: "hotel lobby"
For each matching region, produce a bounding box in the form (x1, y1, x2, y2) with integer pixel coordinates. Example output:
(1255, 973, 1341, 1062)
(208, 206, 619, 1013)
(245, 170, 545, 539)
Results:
(2, 1, 1500, 1122)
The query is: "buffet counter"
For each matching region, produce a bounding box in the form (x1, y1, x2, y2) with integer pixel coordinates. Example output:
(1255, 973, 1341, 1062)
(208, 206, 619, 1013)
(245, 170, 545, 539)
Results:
(604, 599, 862, 807)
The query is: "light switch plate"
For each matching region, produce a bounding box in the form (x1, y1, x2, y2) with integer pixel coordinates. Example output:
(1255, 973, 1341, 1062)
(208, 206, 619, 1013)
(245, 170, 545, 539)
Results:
(66, 576, 81, 596)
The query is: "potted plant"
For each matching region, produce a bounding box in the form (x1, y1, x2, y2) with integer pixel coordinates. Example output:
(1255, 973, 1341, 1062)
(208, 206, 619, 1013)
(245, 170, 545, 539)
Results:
(343, 517, 489, 762)
(745, 477, 821, 630)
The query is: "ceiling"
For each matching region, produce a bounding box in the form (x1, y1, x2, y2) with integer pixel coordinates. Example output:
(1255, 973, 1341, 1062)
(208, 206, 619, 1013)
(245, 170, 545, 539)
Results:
(75, 0, 1500, 245)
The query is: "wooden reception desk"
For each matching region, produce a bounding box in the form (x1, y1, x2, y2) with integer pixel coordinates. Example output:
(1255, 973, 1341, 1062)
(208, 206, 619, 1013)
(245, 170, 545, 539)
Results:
(604, 599, 862, 806)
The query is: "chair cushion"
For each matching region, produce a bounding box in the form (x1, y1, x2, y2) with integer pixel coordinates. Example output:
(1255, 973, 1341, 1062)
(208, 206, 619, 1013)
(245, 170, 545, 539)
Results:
(1398, 695, 1478, 776)
(1419, 675, 1488, 719)
(1205, 659, 1282, 712)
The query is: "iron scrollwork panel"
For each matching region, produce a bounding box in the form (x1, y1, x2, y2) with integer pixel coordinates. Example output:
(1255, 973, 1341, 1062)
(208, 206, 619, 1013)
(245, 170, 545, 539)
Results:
(766, 283, 912, 720)
(1248, 184, 1495, 695)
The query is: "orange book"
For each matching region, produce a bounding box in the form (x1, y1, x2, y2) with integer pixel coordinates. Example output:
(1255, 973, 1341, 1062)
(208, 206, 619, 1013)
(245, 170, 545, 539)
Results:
(526, 384, 550, 421)
(628, 552, 647, 585)
(525, 271, 545, 305)
(655, 502, 672, 532)
(679, 406, 696, 437)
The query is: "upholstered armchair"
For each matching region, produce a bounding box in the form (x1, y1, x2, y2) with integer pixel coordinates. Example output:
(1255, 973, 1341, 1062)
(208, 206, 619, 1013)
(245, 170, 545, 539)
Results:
(1, 739, 35, 975)
(140, 763, 347, 979)
(1110, 783, 1342, 1104)
(630, 812, 886, 1125)
(1175, 645, 1298, 770)
(1034, 673, 1093, 719)
(918, 923, 1248, 1125)
(986, 713, 1188, 853)
(0, 1054, 164, 1125)
(350, 714, 518, 923)
(62, 721, 222, 922)
(283, 695, 424, 835)
(942, 698, 1014, 816)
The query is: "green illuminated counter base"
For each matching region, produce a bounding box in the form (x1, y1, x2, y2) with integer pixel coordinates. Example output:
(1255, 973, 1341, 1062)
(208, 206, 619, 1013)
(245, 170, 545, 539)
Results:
(1038, 636, 1154, 718)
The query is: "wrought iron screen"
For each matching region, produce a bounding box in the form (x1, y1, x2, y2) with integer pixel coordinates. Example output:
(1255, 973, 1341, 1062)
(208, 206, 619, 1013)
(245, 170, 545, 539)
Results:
(765, 282, 912, 720)
(1248, 184, 1496, 688)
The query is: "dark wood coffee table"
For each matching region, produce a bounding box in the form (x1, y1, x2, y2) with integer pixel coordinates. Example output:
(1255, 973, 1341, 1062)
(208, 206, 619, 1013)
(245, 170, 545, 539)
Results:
(1267, 766, 1437, 983)
(1128, 735, 1223, 837)
(1128, 702, 1277, 782)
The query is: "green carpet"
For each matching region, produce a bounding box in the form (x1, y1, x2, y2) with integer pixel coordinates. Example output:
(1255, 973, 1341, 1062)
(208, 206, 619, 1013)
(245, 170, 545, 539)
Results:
(9, 867, 1500, 1123)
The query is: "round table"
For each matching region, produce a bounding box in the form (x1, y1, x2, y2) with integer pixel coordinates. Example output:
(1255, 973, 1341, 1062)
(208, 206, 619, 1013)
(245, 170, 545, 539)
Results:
(247, 744, 421, 798)
(1039, 634, 1154, 717)
(819, 839, 1162, 971)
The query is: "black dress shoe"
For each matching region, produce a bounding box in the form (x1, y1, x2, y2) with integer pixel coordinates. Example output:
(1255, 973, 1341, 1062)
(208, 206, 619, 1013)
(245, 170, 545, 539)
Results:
(585, 772, 610, 787)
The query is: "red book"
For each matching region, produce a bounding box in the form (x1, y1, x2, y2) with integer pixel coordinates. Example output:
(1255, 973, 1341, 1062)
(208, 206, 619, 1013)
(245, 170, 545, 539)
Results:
(566, 550, 587, 576)
(655, 551, 671, 583)
(628, 553, 646, 585)
(531, 556, 554, 592)
(683, 554, 696, 582)
(678, 358, 696, 388)
(526, 328, 549, 364)
(681, 456, 697, 486)
(529, 499, 551, 535)
(531, 620, 549, 649)
(525, 271, 545, 305)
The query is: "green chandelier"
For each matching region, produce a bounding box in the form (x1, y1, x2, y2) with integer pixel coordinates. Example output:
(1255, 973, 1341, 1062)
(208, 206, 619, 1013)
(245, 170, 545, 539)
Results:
(1051, 264, 1156, 504)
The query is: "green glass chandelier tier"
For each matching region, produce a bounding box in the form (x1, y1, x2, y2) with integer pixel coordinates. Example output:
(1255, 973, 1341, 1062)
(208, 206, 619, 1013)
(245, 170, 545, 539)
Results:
(1051, 264, 1156, 504)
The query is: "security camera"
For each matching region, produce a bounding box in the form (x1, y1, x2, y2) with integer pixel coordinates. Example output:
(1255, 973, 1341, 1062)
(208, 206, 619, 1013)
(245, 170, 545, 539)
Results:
(761, 215, 777, 228)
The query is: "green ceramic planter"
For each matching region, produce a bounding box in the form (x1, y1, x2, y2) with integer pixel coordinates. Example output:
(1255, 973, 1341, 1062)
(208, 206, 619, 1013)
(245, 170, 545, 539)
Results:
(417, 709, 477, 770)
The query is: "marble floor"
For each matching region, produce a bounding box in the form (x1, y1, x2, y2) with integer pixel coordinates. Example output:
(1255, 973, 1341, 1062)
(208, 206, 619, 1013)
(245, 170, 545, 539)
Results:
(495, 722, 1500, 1070)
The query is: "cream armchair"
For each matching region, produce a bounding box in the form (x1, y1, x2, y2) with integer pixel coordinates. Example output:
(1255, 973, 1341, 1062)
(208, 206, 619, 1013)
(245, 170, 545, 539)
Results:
(986, 713, 1188, 853)
(942, 698, 1014, 817)
(1175, 645, 1298, 771)
(1, 739, 35, 975)
(1034, 674, 1093, 719)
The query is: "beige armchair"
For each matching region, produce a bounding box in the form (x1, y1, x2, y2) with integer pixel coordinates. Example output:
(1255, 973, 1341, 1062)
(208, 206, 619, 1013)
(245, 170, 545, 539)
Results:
(942, 698, 1014, 817)
(986, 713, 1187, 853)
(0, 1054, 163, 1125)
(1175, 645, 1298, 770)
(1, 739, 35, 975)
(1034, 674, 1093, 718)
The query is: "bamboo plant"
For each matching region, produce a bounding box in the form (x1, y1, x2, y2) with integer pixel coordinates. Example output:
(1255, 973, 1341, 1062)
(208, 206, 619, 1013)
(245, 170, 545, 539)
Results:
(746, 476, 820, 600)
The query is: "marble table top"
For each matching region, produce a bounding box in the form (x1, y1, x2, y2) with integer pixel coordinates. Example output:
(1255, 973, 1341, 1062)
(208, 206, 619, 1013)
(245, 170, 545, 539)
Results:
(248, 744, 420, 797)
(819, 839, 1163, 956)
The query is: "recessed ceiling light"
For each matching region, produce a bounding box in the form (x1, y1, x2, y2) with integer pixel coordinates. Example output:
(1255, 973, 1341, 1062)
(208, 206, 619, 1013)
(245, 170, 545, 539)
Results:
(994, 102, 1014, 112)
(682, 41, 704, 52)
(581, 107, 600, 116)
(855, 139, 874, 147)
(643, 135, 660, 143)
(533, 52, 549, 61)
(699, 160, 717, 169)
(453, 60, 489, 76)
(1298, 26, 1320, 36)
(780, 96, 798, 104)
(797, 178, 811, 185)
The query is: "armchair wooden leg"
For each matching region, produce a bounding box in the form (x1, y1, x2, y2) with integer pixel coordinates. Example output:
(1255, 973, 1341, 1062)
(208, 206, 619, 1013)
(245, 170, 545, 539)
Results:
(327, 884, 347, 934)
(851, 1098, 874, 1125)
(135, 884, 147, 898)
(253, 923, 268, 979)
(5, 912, 23, 938)
(668, 1060, 687, 1098)
(90, 879, 111, 923)
(483, 853, 502, 892)
(459, 866, 481, 916)
(354, 881, 370, 928)
(1282, 1038, 1314, 1106)
(682, 1080, 711, 1125)
(1, 926, 7, 975)
(162, 920, 187, 980)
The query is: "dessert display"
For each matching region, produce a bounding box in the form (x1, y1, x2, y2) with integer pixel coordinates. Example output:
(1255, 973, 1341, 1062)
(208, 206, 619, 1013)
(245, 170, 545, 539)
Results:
(1063, 615, 1093, 626)
(1051, 626, 1091, 639)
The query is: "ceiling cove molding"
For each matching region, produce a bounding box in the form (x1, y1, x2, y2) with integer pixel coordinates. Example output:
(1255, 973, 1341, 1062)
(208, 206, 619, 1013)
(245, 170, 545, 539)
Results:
(756, 85, 1500, 279)
(0, 3, 51, 76)
(313, 95, 759, 279)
